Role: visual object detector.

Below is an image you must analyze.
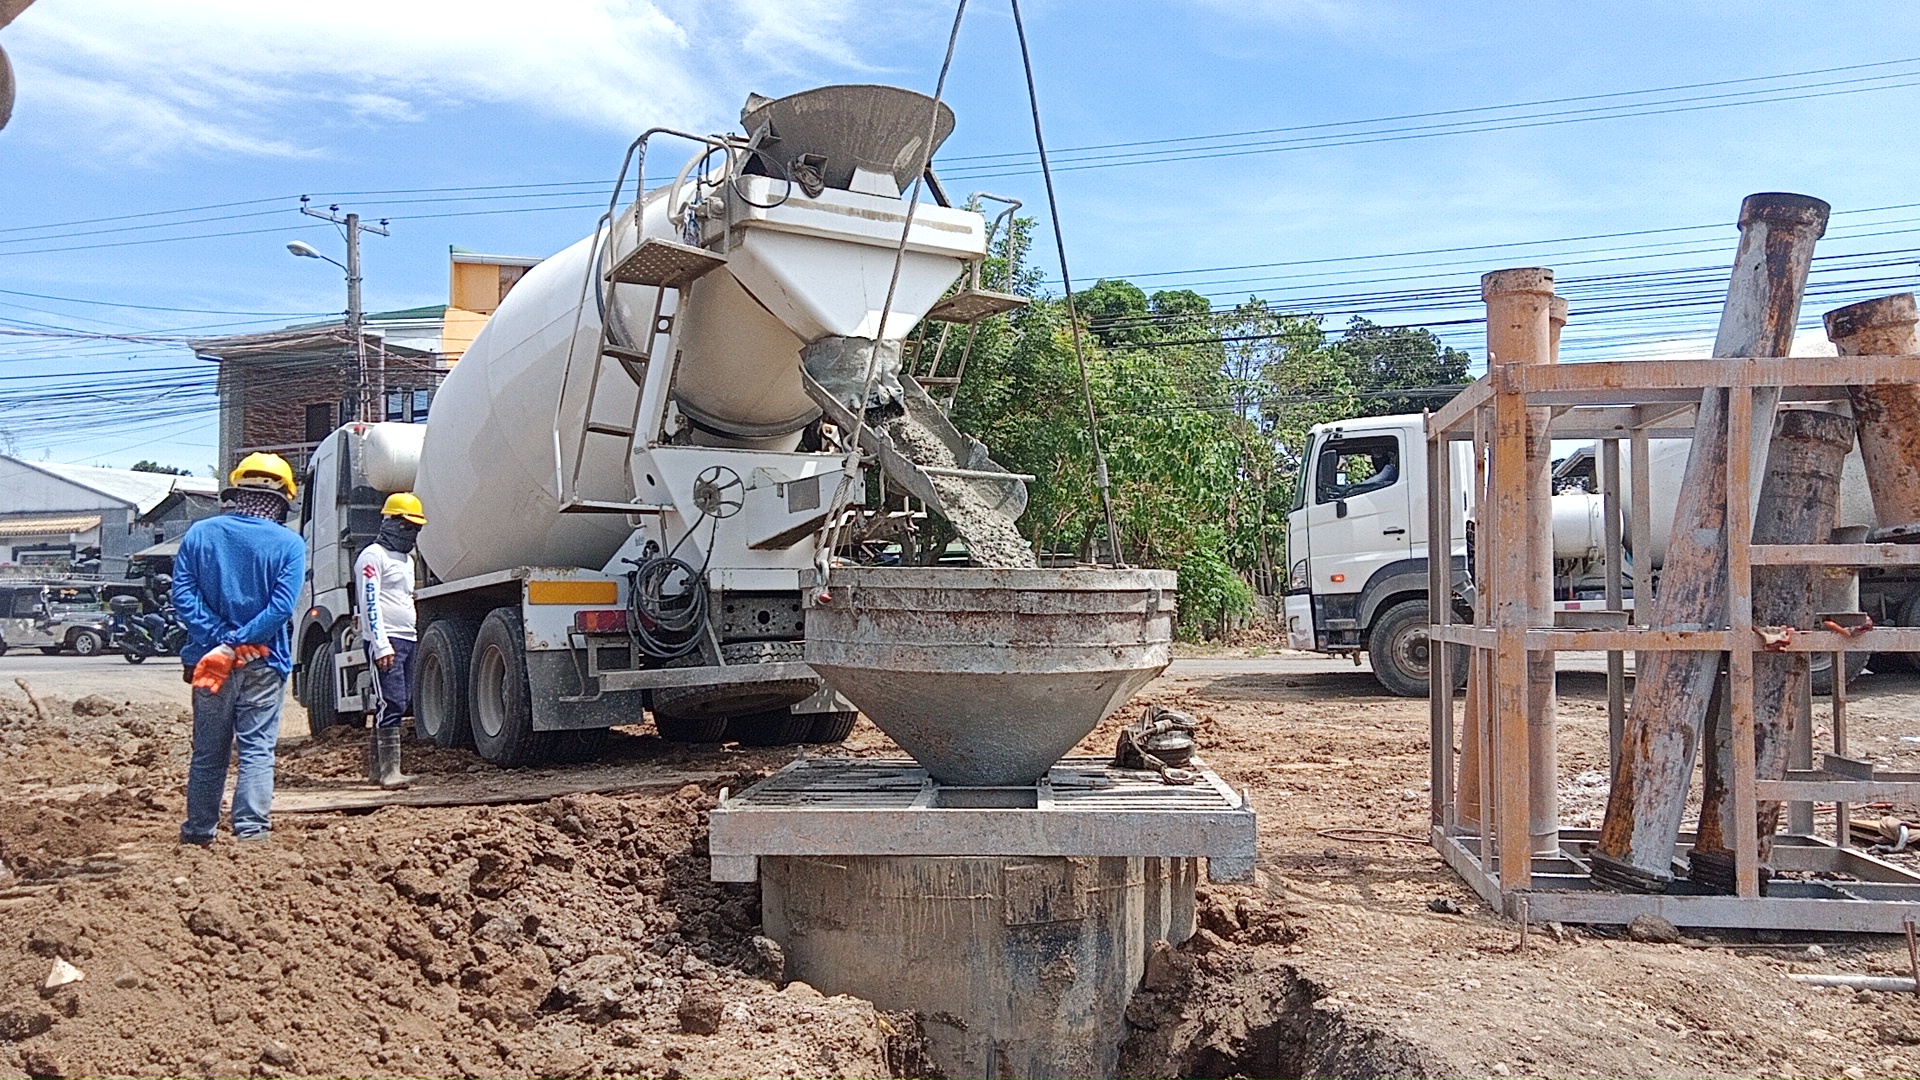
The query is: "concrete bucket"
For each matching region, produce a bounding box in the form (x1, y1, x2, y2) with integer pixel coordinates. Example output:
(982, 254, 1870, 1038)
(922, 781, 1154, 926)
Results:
(805, 567, 1177, 786)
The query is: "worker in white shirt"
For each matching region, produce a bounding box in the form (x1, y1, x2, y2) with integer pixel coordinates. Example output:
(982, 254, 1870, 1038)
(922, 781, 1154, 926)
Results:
(355, 493, 426, 788)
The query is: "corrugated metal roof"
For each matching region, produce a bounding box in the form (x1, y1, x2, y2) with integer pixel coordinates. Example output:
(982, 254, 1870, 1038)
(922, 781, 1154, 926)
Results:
(9, 460, 215, 514)
(0, 514, 102, 536)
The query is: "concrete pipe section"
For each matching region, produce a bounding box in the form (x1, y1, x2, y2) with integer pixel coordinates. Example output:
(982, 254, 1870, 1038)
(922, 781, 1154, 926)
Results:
(764, 854, 1198, 1078)
(804, 566, 1177, 786)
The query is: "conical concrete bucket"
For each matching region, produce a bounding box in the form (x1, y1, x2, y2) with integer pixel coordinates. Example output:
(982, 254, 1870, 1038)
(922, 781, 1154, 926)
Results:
(805, 567, 1177, 786)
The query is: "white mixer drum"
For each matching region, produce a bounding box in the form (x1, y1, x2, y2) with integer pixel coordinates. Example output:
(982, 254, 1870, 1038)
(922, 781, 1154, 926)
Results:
(416, 232, 639, 582)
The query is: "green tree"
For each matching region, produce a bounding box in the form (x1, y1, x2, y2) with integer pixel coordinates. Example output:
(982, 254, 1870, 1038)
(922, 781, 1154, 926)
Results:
(1330, 316, 1474, 416)
(934, 220, 1474, 639)
(131, 460, 191, 475)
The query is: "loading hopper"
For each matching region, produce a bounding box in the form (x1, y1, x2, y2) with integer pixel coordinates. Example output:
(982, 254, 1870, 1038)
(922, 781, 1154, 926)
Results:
(805, 567, 1177, 786)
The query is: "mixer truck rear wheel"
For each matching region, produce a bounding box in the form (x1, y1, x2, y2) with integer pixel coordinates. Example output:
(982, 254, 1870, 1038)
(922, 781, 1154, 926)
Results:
(650, 641, 818, 728)
(725, 708, 814, 746)
(652, 713, 729, 743)
(469, 608, 556, 768)
(414, 618, 477, 749)
(1369, 600, 1469, 698)
(1810, 649, 1871, 697)
(802, 710, 859, 744)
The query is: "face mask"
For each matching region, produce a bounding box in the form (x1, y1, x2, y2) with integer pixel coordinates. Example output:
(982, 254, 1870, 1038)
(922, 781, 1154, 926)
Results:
(226, 488, 289, 523)
(376, 519, 420, 555)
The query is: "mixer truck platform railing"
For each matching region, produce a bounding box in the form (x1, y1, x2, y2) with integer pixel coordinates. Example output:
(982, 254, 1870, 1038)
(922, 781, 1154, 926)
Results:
(554, 126, 735, 518)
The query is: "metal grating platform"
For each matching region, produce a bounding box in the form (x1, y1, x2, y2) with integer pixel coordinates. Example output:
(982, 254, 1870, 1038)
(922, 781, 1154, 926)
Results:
(923, 287, 1029, 324)
(606, 237, 726, 289)
(708, 756, 1257, 883)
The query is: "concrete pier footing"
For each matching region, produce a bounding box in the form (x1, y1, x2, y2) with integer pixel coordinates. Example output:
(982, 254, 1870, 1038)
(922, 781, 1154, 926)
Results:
(761, 853, 1200, 1078)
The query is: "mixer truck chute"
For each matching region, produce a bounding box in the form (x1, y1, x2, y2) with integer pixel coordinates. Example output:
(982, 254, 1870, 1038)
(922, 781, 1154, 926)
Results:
(297, 84, 1040, 766)
(1284, 412, 1905, 696)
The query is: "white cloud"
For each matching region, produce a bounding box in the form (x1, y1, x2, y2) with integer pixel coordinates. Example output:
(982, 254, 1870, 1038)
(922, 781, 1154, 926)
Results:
(4, 0, 892, 160)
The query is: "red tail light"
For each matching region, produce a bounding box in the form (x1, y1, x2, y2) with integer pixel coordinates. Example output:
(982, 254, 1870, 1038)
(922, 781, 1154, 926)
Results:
(574, 609, 629, 634)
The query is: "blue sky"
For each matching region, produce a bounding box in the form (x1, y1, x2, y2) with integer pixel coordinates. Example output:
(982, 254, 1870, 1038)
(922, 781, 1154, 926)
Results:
(4, 0, 1919, 473)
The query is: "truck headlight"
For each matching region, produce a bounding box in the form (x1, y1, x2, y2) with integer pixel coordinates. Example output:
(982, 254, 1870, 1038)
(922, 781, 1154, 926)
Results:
(1286, 560, 1309, 593)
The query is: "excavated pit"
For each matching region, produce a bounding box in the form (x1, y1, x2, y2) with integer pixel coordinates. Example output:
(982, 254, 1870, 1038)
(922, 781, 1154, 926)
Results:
(1117, 956, 1443, 1079)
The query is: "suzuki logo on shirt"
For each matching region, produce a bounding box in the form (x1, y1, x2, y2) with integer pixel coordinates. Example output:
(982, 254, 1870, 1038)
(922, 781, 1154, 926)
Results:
(363, 565, 376, 579)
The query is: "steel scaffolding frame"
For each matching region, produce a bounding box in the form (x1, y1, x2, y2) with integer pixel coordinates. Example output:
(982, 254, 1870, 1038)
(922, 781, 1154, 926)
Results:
(1426, 353, 1920, 931)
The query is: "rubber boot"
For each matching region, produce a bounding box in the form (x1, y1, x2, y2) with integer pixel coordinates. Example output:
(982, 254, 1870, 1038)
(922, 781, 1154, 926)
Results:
(370, 727, 417, 789)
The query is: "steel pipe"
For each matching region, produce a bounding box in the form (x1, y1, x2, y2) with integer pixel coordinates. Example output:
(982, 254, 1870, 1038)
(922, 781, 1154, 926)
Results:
(1592, 193, 1829, 892)
(1481, 268, 1558, 861)
(1691, 407, 1854, 890)
(1826, 294, 1920, 540)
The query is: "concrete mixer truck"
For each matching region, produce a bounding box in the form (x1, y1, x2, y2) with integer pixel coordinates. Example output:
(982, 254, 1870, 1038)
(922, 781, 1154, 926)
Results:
(296, 85, 1037, 766)
(1282, 411, 1906, 696)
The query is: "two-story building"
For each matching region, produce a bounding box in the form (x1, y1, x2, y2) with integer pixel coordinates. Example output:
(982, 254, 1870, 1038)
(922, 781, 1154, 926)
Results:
(192, 248, 541, 474)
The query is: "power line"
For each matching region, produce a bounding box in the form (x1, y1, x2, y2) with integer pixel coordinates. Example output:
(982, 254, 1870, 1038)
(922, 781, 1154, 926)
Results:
(940, 55, 1920, 164)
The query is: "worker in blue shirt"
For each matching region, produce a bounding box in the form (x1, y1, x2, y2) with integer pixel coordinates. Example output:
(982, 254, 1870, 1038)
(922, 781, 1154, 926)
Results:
(172, 453, 307, 845)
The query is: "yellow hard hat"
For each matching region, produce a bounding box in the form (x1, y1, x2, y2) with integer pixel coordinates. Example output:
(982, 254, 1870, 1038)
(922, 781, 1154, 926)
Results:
(229, 452, 298, 500)
(381, 492, 427, 525)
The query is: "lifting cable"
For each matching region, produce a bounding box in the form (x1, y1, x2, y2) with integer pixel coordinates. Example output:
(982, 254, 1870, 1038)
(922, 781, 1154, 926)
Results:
(815, 0, 970, 590)
(1009, 0, 1124, 567)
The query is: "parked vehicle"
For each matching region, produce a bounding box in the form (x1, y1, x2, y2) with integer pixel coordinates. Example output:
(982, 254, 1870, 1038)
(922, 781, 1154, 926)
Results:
(1283, 412, 1902, 696)
(111, 594, 186, 663)
(0, 583, 111, 657)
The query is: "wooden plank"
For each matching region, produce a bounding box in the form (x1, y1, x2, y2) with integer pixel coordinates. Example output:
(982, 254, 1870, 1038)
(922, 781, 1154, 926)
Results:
(1491, 376, 1535, 895)
(1602, 438, 1627, 771)
(272, 768, 730, 813)
(1428, 426, 1453, 828)
(1758, 779, 1920, 802)
(1428, 375, 1494, 438)
(1502, 354, 1920, 399)
(1750, 543, 1920, 567)
(1726, 386, 1760, 899)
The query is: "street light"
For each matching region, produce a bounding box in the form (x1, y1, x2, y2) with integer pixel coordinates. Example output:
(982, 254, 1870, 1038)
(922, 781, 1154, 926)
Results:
(286, 240, 342, 268)
(285, 199, 387, 423)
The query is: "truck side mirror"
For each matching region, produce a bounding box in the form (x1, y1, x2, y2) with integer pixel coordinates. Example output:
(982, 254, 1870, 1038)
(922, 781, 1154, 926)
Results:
(1335, 499, 1348, 519)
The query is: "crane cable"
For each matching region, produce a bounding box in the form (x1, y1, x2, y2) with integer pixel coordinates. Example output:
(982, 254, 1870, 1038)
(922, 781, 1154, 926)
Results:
(1010, 0, 1125, 567)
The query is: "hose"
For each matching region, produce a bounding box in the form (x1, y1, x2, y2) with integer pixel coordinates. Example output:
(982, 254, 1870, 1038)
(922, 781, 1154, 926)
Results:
(626, 513, 719, 660)
(627, 553, 709, 660)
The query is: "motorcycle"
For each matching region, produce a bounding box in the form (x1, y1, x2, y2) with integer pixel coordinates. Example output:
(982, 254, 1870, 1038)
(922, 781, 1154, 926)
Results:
(111, 595, 186, 664)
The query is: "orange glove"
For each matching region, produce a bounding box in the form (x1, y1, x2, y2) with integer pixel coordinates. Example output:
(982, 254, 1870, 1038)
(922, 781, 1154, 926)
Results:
(191, 645, 238, 693)
(234, 644, 271, 665)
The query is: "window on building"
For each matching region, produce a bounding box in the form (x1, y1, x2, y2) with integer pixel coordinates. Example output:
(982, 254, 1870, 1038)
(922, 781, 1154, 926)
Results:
(499, 263, 530, 303)
(387, 391, 407, 422)
(305, 402, 335, 443)
(412, 387, 432, 422)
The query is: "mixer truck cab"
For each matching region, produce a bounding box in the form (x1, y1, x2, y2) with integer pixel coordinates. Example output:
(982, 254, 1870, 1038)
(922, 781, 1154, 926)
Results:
(1284, 415, 1473, 696)
(295, 421, 427, 732)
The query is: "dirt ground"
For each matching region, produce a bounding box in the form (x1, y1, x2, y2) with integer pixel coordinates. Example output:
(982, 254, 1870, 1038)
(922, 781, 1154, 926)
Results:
(2, 652, 1919, 1078)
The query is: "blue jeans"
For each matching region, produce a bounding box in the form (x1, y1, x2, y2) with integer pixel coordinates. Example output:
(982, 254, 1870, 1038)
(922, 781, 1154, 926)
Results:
(182, 661, 286, 842)
(370, 637, 415, 729)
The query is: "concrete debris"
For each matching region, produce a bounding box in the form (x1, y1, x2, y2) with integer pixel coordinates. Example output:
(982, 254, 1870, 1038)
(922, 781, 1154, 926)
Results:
(41, 958, 83, 991)
(1626, 914, 1682, 944)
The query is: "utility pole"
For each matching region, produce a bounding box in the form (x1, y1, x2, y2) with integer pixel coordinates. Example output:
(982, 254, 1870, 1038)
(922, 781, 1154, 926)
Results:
(298, 197, 389, 423)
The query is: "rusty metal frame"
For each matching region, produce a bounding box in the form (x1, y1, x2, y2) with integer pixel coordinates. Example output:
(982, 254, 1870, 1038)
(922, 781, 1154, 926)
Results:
(1427, 352, 1920, 932)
